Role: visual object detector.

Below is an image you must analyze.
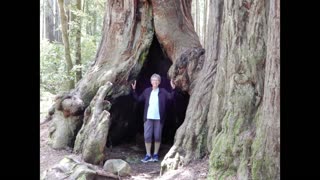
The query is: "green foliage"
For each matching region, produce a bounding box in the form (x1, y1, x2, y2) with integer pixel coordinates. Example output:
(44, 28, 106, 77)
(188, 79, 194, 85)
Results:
(40, 39, 70, 94)
(40, 35, 99, 94)
(81, 35, 99, 74)
(40, 0, 106, 94)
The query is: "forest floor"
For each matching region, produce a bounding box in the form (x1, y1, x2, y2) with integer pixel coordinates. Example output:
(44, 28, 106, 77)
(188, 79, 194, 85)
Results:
(40, 92, 208, 179)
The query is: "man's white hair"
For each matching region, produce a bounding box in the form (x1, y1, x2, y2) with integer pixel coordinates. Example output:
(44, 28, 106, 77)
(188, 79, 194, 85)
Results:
(150, 73, 161, 83)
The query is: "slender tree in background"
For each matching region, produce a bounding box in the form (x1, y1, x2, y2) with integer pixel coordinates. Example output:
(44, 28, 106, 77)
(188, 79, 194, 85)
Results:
(75, 0, 82, 82)
(45, 0, 55, 42)
(191, 0, 207, 47)
(58, 0, 75, 89)
(54, 0, 62, 42)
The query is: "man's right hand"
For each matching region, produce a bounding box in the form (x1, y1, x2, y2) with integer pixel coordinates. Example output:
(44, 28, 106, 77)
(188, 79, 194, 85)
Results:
(170, 79, 176, 89)
(131, 80, 136, 90)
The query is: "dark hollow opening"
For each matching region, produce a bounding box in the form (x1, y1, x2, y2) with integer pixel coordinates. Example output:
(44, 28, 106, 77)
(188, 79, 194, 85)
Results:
(107, 35, 189, 151)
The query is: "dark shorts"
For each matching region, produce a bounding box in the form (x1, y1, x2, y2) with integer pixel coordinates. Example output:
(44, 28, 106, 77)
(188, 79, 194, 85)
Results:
(144, 119, 163, 143)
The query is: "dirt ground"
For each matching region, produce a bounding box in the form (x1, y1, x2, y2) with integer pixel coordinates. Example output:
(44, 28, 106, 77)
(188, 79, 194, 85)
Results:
(40, 120, 208, 179)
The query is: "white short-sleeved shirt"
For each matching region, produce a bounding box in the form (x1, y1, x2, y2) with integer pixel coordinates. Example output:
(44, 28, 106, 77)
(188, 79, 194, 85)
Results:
(147, 88, 160, 120)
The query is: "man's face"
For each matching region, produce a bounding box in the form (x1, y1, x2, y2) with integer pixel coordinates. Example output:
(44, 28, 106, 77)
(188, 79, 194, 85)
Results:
(151, 78, 160, 88)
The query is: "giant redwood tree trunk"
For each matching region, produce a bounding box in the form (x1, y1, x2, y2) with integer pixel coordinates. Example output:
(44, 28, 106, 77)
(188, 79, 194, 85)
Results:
(162, 0, 279, 179)
(48, 0, 203, 152)
(49, 0, 154, 150)
(45, 0, 279, 179)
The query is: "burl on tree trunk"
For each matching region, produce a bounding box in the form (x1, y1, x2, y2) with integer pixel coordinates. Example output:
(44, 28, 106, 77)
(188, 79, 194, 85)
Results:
(45, 0, 279, 179)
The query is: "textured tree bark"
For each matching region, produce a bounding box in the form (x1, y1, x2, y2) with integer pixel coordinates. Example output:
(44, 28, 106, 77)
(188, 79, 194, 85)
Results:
(161, 0, 219, 173)
(73, 83, 112, 165)
(48, 93, 84, 149)
(195, 0, 198, 33)
(250, 0, 280, 179)
(161, 0, 279, 179)
(197, 0, 200, 35)
(202, 0, 207, 47)
(206, 0, 279, 179)
(151, 0, 203, 93)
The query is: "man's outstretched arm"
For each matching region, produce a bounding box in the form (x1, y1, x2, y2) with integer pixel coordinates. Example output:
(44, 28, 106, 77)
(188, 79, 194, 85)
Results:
(167, 79, 176, 100)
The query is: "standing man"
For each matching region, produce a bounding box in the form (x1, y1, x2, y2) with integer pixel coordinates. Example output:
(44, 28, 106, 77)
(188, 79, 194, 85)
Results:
(131, 73, 176, 162)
